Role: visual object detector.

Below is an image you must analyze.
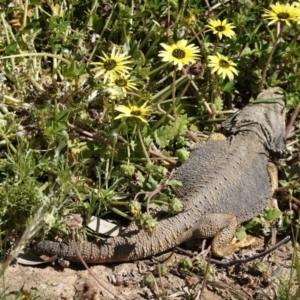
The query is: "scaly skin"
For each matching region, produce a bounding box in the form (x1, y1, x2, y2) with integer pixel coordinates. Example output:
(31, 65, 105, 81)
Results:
(32, 88, 286, 263)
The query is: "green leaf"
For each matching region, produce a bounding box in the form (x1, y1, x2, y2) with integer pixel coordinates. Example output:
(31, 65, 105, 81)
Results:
(240, 46, 252, 56)
(222, 81, 234, 93)
(244, 217, 263, 233)
(212, 97, 224, 113)
(236, 226, 247, 240)
(62, 65, 75, 78)
(168, 197, 183, 214)
(144, 136, 153, 147)
(149, 202, 159, 209)
(280, 213, 292, 231)
(5, 42, 18, 54)
(175, 148, 189, 163)
(56, 110, 68, 122)
(173, 114, 189, 134)
(265, 207, 281, 222)
(73, 61, 86, 75)
(154, 125, 173, 147)
(137, 67, 150, 78)
(55, 121, 68, 132)
(62, 62, 86, 78)
(130, 139, 137, 151)
(167, 179, 182, 187)
(136, 171, 145, 185)
(132, 50, 145, 66)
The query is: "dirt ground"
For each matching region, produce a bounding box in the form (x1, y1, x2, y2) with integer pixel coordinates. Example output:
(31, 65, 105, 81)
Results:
(0, 237, 297, 300)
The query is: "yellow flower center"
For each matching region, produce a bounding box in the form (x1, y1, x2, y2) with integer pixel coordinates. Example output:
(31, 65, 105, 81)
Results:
(219, 59, 230, 68)
(277, 12, 290, 19)
(104, 59, 117, 70)
(131, 108, 142, 116)
(215, 25, 225, 32)
(184, 11, 191, 18)
(172, 49, 186, 59)
(115, 78, 127, 87)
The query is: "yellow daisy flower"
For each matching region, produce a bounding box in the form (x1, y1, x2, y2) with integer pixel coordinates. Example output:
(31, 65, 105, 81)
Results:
(158, 39, 201, 70)
(183, 9, 196, 25)
(108, 75, 138, 93)
(114, 103, 151, 123)
(208, 53, 238, 81)
(262, 2, 300, 26)
(90, 46, 133, 83)
(206, 19, 236, 40)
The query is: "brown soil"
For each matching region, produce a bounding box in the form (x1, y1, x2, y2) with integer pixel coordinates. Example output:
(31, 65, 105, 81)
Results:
(0, 237, 297, 300)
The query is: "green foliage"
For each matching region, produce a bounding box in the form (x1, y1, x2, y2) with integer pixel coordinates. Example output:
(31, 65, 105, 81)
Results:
(168, 197, 184, 214)
(0, 149, 41, 230)
(143, 273, 155, 288)
(178, 257, 193, 272)
(129, 200, 141, 217)
(175, 148, 190, 163)
(154, 115, 189, 148)
(120, 164, 136, 177)
(244, 207, 282, 236)
(193, 256, 216, 280)
(0, 287, 46, 300)
(139, 213, 158, 232)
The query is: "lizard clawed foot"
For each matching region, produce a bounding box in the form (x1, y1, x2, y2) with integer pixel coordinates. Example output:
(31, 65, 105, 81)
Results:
(213, 235, 256, 257)
(230, 236, 256, 249)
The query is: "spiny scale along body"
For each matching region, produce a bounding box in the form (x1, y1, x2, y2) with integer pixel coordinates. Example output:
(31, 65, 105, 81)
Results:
(32, 88, 286, 263)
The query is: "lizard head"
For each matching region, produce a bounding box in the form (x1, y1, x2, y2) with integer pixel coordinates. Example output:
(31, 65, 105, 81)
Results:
(222, 87, 286, 156)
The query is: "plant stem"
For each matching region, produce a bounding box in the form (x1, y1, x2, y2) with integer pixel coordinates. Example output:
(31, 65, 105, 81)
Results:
(138, 127, 151, 164)
(0, 127, 17, 154)
(151, 75, 188, 103)
(172, 68, 177, 118)
(2, 95, 31, 108)
(110, 207, 132, 220)
(149, 62, 170, 77)
(22, 0, 29, 29)
(0, 53, 71, 65)
(258, 22, 283, 93)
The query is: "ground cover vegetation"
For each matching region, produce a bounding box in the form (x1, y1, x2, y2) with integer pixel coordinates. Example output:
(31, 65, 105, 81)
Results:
(0, 0, 300, 298)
